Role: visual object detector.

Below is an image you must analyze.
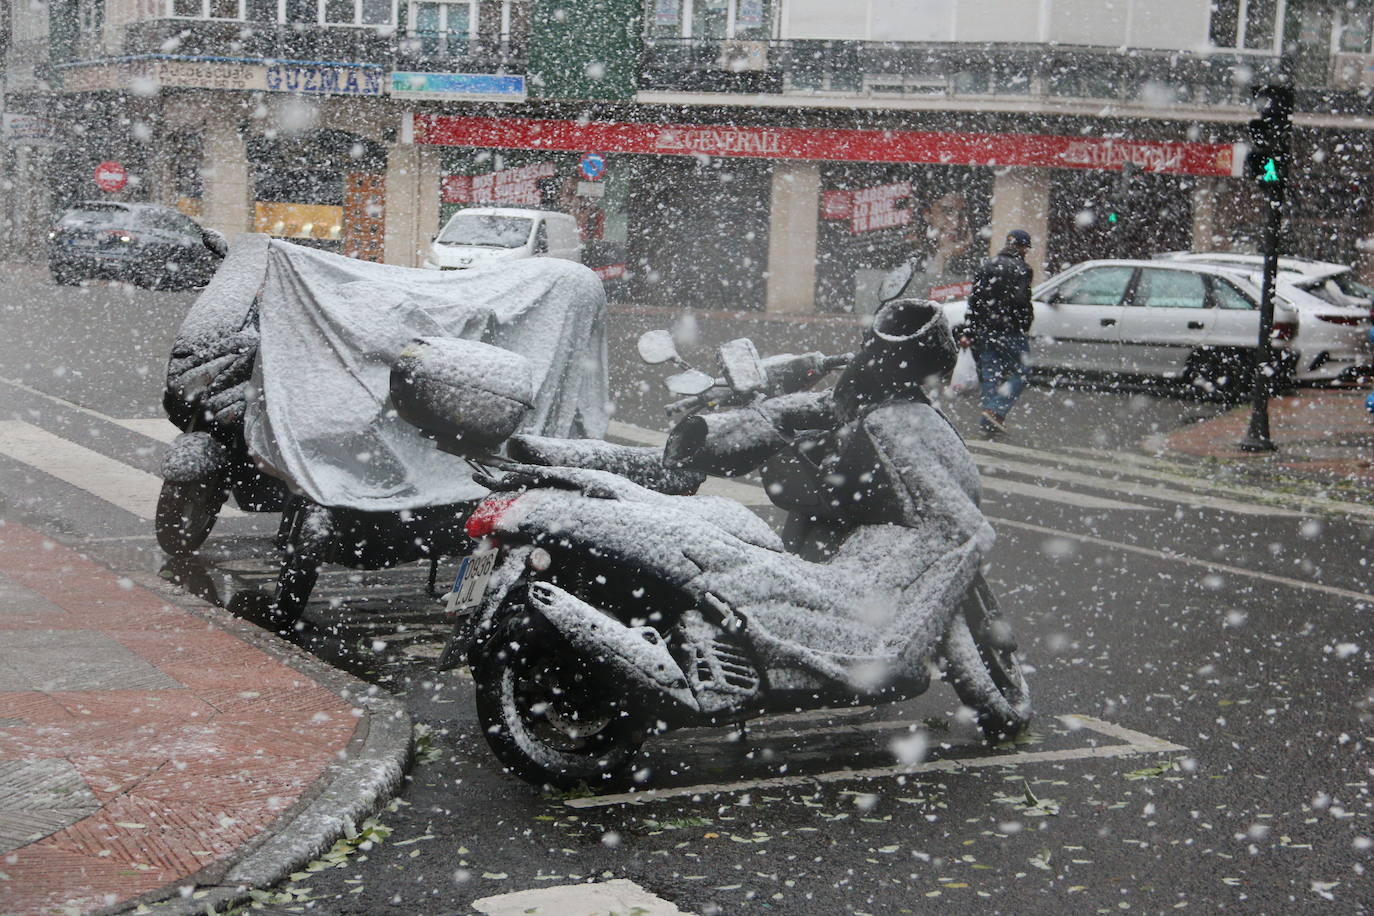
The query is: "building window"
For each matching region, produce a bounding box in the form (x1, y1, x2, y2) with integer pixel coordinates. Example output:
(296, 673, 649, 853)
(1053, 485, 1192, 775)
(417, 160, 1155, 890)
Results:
(323, 0, 395, 24)
(409, 0, 474, 55)
(1207, 0, 1282, 52)
(170, 0, 244, 16)
(1337, 6, 1374, 53)
(648, 0, 772, 40)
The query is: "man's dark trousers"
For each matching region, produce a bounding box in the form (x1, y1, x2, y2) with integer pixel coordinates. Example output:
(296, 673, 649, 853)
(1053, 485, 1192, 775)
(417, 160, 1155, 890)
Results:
(975, 332, 1029, 418)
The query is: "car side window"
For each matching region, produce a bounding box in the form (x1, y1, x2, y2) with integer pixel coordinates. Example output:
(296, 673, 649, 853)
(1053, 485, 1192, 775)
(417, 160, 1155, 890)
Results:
(1135, 269, 1207, 308)
(1209, 278, 1256, 310)
(1048, 267, 1134, 306)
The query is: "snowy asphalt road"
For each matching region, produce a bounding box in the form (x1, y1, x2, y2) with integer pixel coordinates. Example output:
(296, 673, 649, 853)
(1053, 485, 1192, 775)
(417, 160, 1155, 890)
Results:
(0, 274, 1370, 913)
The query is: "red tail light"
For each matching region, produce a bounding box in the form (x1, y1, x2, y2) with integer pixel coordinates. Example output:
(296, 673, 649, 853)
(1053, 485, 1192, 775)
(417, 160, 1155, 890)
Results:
(1271, 320, 1296, 341)
(465, 495, 519, 539)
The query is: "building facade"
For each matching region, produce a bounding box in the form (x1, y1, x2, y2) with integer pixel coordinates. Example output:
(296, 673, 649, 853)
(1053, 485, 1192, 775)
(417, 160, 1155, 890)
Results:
(4, 0, 1374, 313)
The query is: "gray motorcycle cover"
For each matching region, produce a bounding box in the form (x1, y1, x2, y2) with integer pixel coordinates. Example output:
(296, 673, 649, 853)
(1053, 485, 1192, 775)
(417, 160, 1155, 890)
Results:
(237, 237, 608, 511)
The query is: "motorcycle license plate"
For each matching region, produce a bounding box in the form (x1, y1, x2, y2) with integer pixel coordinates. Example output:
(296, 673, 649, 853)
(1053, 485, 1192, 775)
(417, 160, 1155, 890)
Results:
(446, 548, 498, 613)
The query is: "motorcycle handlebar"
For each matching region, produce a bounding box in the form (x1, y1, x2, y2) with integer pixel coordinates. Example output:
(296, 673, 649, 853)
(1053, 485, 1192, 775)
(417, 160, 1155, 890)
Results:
(662, 350, 850, 418)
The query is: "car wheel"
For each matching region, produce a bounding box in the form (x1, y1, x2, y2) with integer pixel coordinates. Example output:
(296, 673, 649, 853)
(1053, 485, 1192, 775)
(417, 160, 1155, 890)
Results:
(49, 262, 79, 286)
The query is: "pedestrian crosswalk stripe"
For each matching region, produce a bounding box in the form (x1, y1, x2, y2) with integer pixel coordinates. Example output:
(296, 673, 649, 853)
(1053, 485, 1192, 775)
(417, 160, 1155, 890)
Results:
(0, 420, 245, 521)
(610, 420, 1157, 512)
(110, 417, 180, 445)
(973, 453, 1304, 517)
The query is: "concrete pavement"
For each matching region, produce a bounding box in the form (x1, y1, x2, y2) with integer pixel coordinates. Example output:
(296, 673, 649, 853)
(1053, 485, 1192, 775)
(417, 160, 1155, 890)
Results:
(0, 521, 411, 915)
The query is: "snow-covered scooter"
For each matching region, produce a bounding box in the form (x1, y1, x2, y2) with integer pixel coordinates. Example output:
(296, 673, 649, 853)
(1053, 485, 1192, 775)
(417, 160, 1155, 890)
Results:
(390, 299, 1030, 788)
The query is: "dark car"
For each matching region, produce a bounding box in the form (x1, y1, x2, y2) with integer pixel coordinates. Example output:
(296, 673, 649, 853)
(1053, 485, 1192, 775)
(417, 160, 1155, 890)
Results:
(47, 201, 226, 290)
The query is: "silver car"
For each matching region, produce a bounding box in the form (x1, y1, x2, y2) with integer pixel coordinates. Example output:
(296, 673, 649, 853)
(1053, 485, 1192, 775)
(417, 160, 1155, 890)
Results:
(941, 259, 1299, 393)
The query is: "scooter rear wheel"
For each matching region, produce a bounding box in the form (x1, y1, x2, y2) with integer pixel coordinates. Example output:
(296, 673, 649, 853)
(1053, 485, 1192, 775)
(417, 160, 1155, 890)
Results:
(472, 604, 644, 790)
(155, 477, 226, 556)
(943, 575, 1032, 743)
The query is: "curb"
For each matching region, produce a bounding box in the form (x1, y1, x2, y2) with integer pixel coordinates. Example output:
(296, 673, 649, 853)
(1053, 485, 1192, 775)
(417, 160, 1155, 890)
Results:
(72, 567, 416, 916)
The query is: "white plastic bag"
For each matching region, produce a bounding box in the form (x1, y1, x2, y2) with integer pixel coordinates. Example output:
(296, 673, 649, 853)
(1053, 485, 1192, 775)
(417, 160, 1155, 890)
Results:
(950, 347, 979, 397)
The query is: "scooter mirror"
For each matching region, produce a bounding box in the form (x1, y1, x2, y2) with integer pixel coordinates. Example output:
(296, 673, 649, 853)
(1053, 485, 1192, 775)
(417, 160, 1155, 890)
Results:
(718, 338, 766, 395)
(201, 228, 228, 259)
(664, 369, 715, 395)
(637, 330, 680, 365)
(878, 259, 916, 304)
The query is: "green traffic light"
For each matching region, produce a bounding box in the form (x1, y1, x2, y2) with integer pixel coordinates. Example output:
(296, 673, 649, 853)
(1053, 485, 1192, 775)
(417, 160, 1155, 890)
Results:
(1261, 158, 1280, 182)
(1108, 212, 1118, 224)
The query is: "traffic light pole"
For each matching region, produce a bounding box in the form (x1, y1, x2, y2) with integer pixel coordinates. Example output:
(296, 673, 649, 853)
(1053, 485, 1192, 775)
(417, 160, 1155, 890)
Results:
(1238, 183, 1283, 453)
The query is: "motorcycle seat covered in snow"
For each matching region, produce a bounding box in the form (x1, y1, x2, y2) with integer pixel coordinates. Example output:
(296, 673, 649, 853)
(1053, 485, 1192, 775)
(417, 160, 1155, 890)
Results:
(507, 434, 705, 496)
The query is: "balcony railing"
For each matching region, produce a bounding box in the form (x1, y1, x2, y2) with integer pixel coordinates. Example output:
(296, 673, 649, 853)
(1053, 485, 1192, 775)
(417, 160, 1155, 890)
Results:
(117, 19, 526, 73)
(642, 38, 1285, 110)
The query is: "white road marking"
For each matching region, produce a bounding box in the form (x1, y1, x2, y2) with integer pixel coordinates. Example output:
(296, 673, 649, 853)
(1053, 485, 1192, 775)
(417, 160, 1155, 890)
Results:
(473, 879, 694, 916)
(110, 417, 181, 444)
(563, 714, 1185, 809)
(974, 454, 1305, 517)
(979, 474, 1157, 511)
(988, 515, 1374, 606)
(0, 420, 168, 520)
(0, 420, 246, 521)
(611, 420, 1156, 512)
(975, 438, 1374, 523)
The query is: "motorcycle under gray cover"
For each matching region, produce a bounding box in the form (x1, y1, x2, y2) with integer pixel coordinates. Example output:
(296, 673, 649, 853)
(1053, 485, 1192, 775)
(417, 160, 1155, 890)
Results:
(242, 238, 609, 511)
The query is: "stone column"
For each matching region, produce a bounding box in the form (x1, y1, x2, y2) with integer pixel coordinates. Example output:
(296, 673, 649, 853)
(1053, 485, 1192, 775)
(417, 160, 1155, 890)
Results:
(764, 160, 821, 314)
(199, 115, 251, 240)
(1191, 178, 1219, 252)
(988, 167, 1050, 279)
(383, 143, 441, 267)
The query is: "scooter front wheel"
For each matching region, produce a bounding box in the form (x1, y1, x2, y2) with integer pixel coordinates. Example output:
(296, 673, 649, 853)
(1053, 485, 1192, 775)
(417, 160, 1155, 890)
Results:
(472, 604, 644, 790)
(942, 575, 1032, 743)
(155, 477, 226, 556)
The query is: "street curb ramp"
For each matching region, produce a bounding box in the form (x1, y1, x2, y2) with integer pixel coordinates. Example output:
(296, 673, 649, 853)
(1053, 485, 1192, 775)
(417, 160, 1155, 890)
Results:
(96, 572, 415, 916)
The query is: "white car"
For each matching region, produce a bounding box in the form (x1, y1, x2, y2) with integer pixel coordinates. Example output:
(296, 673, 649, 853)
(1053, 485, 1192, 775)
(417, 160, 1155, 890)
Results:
(423, 208, 582, 270)
(1157, 253, 1373, 381)
(937, 259, 1300, 393)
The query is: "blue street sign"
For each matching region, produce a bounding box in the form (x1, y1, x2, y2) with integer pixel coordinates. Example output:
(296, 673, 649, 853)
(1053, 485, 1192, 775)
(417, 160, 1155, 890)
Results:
(579, 152, 607, 181)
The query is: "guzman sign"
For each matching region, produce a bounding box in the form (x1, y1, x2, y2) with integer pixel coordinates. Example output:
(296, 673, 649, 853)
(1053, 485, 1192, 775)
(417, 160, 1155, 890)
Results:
(265, 63, 383, 96)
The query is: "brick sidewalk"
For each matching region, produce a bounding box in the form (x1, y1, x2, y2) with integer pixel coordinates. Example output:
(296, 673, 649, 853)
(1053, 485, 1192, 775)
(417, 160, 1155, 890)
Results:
(0, 522, 368, 914)
(1160, 388, 1374, 485)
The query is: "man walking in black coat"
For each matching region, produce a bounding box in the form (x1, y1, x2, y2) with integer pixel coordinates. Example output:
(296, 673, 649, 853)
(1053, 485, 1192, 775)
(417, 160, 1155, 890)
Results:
(962, 229, 1035, 438)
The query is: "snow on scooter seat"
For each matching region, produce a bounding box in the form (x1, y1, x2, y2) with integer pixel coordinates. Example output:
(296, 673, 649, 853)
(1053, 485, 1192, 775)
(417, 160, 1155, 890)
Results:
(241, 238, 609, 511)
(493, 401, 996, 691)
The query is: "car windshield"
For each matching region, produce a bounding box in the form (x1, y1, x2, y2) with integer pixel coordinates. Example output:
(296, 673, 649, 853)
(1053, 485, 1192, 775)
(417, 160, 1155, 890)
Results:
(436, 215, 534, 248)
(1331, 273, 1374, 300)
(57, 205, 132, 230)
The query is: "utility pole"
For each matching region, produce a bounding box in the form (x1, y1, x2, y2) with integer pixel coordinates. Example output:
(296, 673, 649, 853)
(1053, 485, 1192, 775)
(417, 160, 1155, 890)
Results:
(1238, 81, 1294, 453)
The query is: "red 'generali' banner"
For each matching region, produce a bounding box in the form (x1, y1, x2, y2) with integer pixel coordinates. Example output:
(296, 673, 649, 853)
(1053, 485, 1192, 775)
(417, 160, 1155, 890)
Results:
(413, 115, 1238, 177)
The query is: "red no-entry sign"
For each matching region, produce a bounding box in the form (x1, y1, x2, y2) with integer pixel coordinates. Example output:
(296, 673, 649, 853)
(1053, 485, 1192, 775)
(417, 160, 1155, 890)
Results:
(93, 161, 128, 192)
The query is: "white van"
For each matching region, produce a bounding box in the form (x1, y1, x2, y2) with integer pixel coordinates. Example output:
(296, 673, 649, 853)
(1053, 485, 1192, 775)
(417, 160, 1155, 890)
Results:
(423, 207, 582, 270)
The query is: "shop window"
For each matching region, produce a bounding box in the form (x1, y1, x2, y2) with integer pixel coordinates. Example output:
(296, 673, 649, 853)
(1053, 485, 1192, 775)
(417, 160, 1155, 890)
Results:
(1208, 0, 1281, 51)
(647, 0, 773, 40)
(409, 0, 474, 56)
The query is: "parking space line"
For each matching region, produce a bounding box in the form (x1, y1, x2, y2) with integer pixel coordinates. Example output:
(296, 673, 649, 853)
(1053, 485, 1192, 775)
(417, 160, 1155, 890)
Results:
(563, 714, 1185, 809)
